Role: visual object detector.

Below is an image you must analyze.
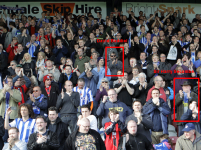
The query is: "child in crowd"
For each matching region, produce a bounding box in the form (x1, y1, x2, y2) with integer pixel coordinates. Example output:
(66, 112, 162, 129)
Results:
(104, 109, 126, 150)
(153, 134, 173, 150)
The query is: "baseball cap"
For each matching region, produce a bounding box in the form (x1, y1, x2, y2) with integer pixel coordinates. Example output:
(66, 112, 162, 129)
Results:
(182, 123, 196, 132)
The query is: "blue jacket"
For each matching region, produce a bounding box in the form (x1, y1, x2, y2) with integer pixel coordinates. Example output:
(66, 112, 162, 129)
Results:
(26, 95, 48, 117)
(167, 87, 173, 100)
(93, 67, 111, 89)
(96, 100, 132, 126)
(143, 98, 171, 134)
(154, 139, 172, 150)
(195, 59, 201, 69)
(180, 109, 201, 134)
(79, 69, 99, 97)
(53, 46, 68, 65)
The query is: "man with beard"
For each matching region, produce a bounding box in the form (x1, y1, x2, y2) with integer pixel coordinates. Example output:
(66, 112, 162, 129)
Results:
(27, 115, 60, 150)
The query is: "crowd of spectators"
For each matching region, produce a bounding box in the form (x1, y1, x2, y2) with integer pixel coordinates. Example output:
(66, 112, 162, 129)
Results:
(0, 6, 201, 150)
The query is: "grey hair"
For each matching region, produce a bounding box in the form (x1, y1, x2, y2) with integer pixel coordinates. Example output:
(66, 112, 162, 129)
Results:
(10, 60, 17, 64)
(138, 72, 146, 79)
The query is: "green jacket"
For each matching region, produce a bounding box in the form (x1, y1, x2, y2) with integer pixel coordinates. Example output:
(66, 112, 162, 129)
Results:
(74, 54, 90, 73)
(175, 131, 201, 150)
(0, 89, 22, 119)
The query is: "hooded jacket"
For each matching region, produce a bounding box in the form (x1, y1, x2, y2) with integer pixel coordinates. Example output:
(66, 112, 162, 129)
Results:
(96, 100, 132, 127)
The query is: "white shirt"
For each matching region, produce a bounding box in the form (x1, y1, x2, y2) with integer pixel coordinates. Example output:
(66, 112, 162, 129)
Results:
(87, 115, 98, 131)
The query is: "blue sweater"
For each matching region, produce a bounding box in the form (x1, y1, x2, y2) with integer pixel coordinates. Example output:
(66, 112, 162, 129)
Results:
(93, 67, 111, 89)
(79, 69, 99, 97)
(96, 100, 132, 126)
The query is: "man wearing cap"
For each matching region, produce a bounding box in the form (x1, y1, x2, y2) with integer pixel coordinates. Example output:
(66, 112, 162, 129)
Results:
(38, 59, 60, 82)
(175, 123, 201, 150)
(40, 75, 60, 108)
(175, 81, 198, 136)
(53, 39, 68, 66)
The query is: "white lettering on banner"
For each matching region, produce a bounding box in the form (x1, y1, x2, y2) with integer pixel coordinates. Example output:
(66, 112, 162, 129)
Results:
(122, 2, 198, 22)
(0, 2, 106, 19)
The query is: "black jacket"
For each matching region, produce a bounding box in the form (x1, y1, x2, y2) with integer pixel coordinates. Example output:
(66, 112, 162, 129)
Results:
(130, 43, 144, 60)
(59, 72, 78, 87)
(125, 113, 153, 142)
(47, 117, 69, 150)
(0, 51, 8, 79)
(27, 130, 60, 150)
(118, 133, 154, 150)
(65, 128, 106, 150)
(40, 83, 60, 108)
(133, 82, 148, 105)
(22, 61, 36, 77)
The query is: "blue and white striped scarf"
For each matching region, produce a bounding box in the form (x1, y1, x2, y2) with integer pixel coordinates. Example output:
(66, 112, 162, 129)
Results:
(32, 94, 44, 115)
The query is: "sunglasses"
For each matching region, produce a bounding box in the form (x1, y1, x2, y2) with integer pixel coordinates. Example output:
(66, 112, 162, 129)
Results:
(46, 79, 51, 81)
(110, 55, 116, 57)
(11, 64, 16, 66)
(102, 81, 108, 83)
(33, 90, 39, 93)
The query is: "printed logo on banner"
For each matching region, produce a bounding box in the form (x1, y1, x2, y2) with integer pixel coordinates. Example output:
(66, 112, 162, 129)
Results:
(40, 3, 75, 15)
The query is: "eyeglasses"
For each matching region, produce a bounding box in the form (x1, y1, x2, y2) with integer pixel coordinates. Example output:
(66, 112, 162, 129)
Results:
(33, 90, 39, 93)
(81, 125, 90, 128)
(110, 55, 116, 57)
(155, 80, 162, 82)
(108, 94, 116, 96)
(46, 79, 51, 81)
(102, 81, 108, 83)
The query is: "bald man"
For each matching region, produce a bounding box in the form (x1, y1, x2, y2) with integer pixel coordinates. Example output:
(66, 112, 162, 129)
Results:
(56, 80, 80, 132)
(118, 120, 154, 150)
(65, 118, 106, 150)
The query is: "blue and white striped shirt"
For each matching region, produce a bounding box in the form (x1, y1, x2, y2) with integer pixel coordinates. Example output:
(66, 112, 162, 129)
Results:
(26, 41, 40, 57)
(73, 86, 93, 106)
(9, 118, 36, 143)
(140, 38, 151, 54)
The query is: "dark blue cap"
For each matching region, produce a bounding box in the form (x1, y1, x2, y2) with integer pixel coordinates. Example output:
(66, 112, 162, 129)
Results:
(182, 123, 196, 132)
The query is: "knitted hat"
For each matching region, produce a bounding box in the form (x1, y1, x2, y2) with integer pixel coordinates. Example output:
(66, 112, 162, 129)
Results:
(43, 75, 51, 83)
(97, 57, 104, 63)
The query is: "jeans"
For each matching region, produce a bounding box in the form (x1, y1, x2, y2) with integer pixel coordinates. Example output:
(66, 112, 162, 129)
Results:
(61, 114, 77, 133)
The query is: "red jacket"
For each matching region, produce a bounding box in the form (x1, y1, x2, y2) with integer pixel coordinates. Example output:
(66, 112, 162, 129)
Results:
(104, 122, 122, 150)
(6, 43, 18, 63)
(146, 86, 167, 102)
